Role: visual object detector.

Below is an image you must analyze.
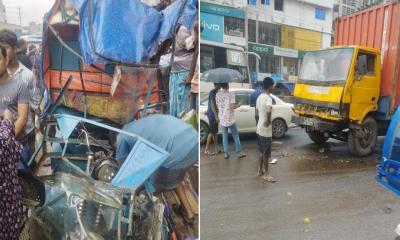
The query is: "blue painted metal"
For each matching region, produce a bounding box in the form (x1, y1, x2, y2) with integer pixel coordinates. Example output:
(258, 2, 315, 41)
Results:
(376, 107, 400, 196)
(53, 114, 170, 189)
(376, 96, 392, 120)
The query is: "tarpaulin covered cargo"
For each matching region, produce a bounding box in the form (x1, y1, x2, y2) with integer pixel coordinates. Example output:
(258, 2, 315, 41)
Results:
(334, 2, 400, 113)
(41, 0, 197, 124)
(69, 0, 197, 64)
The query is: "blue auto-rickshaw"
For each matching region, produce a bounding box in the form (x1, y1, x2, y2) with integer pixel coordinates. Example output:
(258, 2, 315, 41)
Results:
(376, 108, 400, 195)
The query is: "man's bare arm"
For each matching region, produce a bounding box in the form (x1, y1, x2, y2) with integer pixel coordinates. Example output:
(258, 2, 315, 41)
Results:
(15, 103, 28, 136)
(211, 99, 219, 121)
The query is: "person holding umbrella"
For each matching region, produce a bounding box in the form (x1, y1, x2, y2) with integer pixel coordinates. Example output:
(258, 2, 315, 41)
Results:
(202, 68, 247, 159)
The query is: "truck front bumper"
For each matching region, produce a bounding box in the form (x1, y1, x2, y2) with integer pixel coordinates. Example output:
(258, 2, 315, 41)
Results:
(291, 115, 340, 132)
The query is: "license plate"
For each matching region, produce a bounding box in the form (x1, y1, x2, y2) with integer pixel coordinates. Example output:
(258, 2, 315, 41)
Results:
(299, 117, 313, 126)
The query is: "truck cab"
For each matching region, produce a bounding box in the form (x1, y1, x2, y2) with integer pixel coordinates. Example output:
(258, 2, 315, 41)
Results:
(292, 46, 382, 156)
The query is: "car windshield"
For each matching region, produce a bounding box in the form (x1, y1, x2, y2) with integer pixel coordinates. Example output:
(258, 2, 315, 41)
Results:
(299, 48, 354, 84)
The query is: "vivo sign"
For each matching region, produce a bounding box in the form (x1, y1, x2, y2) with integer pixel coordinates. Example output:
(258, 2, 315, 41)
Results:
(202, 21, 221, 31)
(200, 13, 224, 43)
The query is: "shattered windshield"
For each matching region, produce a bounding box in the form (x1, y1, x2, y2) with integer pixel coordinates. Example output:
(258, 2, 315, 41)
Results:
(299, 48, 354, 84)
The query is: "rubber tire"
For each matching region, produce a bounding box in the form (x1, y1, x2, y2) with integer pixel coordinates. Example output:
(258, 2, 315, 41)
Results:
(200, 121, 209, 145)
(272, 119, 287, 138)
(348, 116, 377, 157)
(307, 131, 329, 145)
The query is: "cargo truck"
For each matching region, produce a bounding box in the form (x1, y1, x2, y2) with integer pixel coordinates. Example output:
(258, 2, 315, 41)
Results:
(292, 2, 400, 156)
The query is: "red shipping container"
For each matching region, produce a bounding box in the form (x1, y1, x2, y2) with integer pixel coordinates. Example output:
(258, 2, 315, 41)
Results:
(334, 2, 400, 112)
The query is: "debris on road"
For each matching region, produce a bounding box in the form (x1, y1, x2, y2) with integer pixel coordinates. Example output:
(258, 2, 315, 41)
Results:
(270, 158, 278, 164)
(383, 206, 392, 214)
(303, 217, 311, 224)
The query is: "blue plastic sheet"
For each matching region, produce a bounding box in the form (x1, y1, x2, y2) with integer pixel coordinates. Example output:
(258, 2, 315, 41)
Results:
(116, 114, 198, 190)
(112, 140, 169, 189)
(69, 0, 197, 64)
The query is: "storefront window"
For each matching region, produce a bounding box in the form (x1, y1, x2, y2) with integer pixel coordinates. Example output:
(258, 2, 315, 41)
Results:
(248, 19, 256, 43)
(200, 45, 215, 72)
(248, 55, 257, 73)
(224, 16, 245, 37)
(274, 0, 284, 11)
(260, 55, 280, 74)
(282, 57, 299, 81)
(258, 21, 281, 46)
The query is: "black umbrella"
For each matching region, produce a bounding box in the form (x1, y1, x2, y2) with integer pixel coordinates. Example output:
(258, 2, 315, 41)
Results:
(201, 68, 245, 83)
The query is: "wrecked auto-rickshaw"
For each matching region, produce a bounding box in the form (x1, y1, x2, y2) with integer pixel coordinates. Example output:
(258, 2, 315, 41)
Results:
(377, 107, 400, 196)
(19, 0, 199, 239)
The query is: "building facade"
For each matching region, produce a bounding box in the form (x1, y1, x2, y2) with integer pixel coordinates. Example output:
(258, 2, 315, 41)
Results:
(246, 0, 333, 82)
(333, 0, 363, 18)
(361, 0, 385, 9)
(0, 0, 6, 23)
(200, 0, 334, 84)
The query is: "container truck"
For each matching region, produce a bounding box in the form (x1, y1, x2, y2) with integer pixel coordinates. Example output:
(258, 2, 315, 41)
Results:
(292, 2, 400, 156)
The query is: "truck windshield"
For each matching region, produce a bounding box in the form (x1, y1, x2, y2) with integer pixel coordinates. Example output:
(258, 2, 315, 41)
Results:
(299, 48, 354, 84)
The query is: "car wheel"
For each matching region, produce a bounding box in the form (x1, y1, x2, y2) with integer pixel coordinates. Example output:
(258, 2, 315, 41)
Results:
(200, 121, 209, 145)
(272, 119, 287, 138)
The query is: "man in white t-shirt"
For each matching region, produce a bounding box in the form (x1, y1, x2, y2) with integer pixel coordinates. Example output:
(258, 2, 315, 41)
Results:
(256, 77, 276, 182)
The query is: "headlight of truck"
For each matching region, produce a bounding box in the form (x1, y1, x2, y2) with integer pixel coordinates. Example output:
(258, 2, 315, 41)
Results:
(330, 109, 340, 117)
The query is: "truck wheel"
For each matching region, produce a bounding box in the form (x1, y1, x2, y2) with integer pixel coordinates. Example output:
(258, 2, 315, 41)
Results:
(348, 116, 377, 157)
(307, 131, 329, 145)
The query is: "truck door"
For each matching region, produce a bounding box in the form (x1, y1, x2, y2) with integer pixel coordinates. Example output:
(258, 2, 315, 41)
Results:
(350, 51, 380, 122)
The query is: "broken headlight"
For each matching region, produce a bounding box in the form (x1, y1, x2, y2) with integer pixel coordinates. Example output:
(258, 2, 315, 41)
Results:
(330, 109, 340, 117)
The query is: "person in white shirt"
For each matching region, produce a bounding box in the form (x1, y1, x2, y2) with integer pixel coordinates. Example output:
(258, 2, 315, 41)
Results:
(256, 77, 276, 182)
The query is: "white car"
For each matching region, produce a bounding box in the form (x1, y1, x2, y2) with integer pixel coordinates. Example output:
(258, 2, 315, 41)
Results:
(200, 88, 296, 144)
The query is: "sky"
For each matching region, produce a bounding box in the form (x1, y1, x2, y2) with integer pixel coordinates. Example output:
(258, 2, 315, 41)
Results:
(3, 0, 55, 26)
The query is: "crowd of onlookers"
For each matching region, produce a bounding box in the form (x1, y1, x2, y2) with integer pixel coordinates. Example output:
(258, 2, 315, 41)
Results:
(204, 77, 278, 183)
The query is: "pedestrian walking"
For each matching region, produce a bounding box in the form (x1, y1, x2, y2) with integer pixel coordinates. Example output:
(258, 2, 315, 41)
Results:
(16, 38, 33, 70)
(250, 81, 263, 125)
(204, 83, 221, 155)
(256, 77, 276, 182)
(216, 83, 246, 159)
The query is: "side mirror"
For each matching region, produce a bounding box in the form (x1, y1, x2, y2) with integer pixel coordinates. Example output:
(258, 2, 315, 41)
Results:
(355, 72, 362, 81)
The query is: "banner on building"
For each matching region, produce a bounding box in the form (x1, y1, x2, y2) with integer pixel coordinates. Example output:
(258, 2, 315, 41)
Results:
(201, 12, 224, 42)
(200, 2, 246, 18)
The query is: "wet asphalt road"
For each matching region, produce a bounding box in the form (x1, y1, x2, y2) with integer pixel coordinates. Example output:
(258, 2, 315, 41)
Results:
(200, 128, 400, 240)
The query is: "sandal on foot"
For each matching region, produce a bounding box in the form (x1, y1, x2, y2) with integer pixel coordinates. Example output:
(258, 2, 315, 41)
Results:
(204, 150, 215, 156)
(262, 175, 276, 182)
